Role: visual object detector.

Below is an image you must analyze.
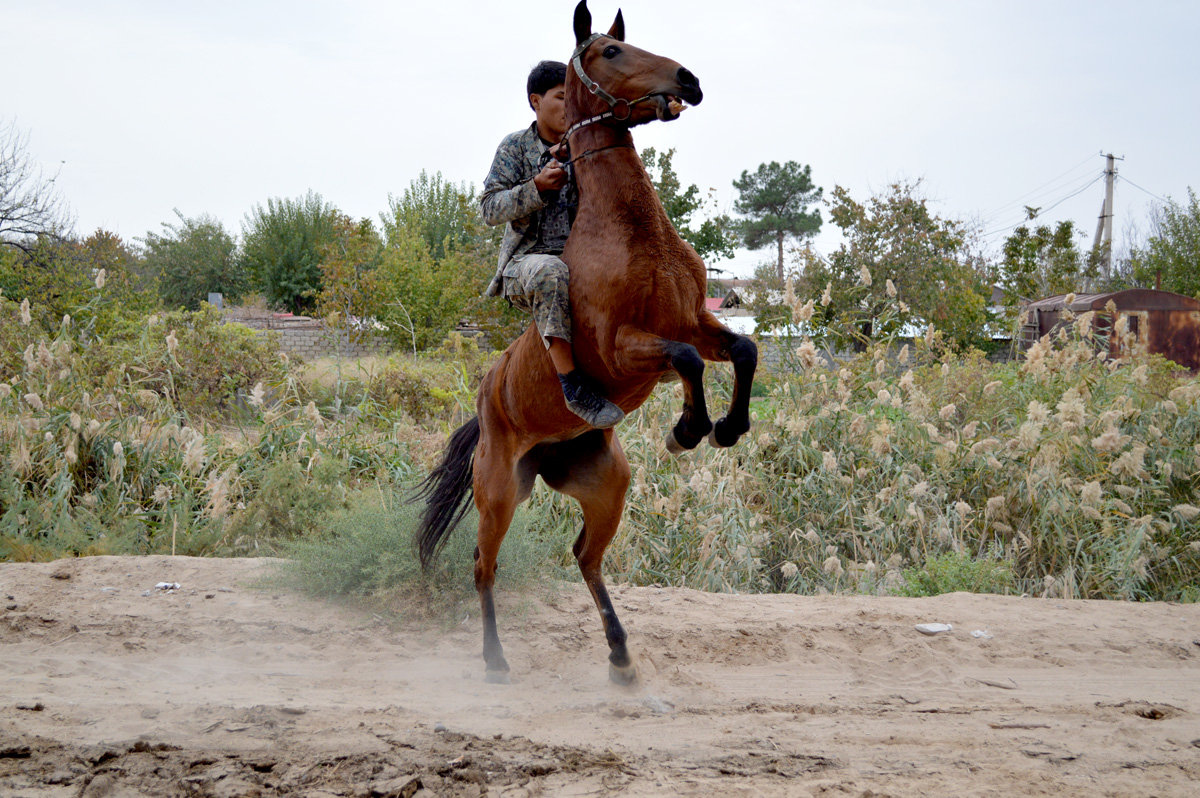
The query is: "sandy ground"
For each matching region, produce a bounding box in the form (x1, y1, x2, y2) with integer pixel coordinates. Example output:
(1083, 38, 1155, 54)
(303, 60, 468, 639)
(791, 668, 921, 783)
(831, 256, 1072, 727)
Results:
(2, 556, 1199, 797)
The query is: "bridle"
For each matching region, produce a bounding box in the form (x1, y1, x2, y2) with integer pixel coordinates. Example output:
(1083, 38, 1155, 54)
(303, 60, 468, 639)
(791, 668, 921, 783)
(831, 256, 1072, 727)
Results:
(562, 32, 663, 144)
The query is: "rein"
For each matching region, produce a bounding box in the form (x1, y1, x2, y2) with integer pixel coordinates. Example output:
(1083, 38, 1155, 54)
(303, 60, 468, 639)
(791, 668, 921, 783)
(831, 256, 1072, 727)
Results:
(560, 142, 635, 167)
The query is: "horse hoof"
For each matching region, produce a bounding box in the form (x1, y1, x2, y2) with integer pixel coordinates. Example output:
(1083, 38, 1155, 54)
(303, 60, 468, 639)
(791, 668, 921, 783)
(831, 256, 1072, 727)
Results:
(708, 418, 747, 448)
(609, 662, 639, 686)
(665, 430, 687, 456)
(484, 669, 511, 685)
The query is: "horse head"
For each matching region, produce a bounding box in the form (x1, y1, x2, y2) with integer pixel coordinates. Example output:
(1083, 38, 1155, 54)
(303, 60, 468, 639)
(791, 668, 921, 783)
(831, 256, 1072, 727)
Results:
(568, 0, 703, 129)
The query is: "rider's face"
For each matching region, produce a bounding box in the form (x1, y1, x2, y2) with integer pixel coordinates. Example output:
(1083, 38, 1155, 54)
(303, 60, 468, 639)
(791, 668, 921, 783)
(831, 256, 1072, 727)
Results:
(531, 85, 567, 140)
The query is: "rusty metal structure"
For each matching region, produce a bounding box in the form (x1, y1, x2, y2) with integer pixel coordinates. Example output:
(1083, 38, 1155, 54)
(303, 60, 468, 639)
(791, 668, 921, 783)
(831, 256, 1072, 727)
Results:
(1018, 289, 1200, 370)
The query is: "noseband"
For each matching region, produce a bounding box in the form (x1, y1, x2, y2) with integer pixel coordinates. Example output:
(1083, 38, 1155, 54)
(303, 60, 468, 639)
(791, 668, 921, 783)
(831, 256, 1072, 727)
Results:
(564, 33, 662, 142)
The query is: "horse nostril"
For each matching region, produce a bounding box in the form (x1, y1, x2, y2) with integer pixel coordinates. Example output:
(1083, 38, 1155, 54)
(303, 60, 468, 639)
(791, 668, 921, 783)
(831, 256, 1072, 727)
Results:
(677, 67, 698, 87)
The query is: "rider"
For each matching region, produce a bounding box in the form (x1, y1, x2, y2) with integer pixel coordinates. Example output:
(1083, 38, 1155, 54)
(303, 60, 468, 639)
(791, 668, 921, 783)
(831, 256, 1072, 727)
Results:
(480, 60, 625, 429)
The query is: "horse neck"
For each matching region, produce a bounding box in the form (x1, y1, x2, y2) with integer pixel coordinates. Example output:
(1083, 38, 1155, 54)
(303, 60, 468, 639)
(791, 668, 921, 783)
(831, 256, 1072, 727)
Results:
(569, 124, 665, 226)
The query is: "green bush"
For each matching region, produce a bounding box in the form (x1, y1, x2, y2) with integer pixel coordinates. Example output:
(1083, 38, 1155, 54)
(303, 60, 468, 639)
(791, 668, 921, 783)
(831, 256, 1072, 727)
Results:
(225, 458, 350, 551)
(897, 551, 1016, 597)
(361, 335, 496, 424)
(141, 306, 291, 416)
(0, 232, 157, 338)
(280, 491, 550, 619)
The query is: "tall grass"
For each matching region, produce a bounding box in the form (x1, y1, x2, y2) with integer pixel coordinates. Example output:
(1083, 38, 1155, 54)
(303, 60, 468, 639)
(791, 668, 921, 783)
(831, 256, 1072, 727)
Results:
(0, 289, 415, 559)
(579, 297, 1200, 601)
(3, 282, 1197, 603)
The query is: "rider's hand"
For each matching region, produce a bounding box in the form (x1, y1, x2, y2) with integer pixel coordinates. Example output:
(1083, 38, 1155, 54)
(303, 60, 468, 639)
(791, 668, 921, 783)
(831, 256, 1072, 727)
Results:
(534, 160, 567, 193)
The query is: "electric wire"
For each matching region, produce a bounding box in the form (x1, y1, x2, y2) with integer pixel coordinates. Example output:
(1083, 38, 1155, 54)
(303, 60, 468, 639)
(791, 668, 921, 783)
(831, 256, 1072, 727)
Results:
(1117, 175, 1169, 204)
(980, 171, 1104, 233)
(982, 174, 1104, 238)
(981, 152, 1100, 220)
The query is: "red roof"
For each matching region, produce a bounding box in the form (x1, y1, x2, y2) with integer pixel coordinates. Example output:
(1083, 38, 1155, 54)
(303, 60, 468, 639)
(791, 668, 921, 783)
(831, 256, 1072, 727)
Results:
(704, 297, 724, 311)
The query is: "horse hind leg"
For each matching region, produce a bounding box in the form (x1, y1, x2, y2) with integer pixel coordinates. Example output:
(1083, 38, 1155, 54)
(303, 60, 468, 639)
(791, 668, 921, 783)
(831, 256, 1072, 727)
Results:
(539, 431, 637, 684)
(574, 523, 637, 685)
(472, 443, 531, 683)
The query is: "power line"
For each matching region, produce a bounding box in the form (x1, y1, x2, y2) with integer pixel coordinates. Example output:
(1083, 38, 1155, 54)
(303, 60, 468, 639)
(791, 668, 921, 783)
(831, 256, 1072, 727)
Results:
(981, 152, 1099, 220)
(982, 174, 1104, 238)
(980, 170, 1103, 231)
(1117, 175, 1169, 204)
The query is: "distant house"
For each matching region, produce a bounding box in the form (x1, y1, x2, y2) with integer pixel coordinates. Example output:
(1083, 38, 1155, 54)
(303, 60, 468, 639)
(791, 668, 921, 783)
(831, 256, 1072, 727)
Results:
(1018, 289, 1200, 370)
(704, 290, 742, 313)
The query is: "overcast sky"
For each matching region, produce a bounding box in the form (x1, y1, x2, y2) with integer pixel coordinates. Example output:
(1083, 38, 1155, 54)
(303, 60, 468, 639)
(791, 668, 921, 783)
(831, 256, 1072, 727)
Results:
(7, 0, 1198, 277)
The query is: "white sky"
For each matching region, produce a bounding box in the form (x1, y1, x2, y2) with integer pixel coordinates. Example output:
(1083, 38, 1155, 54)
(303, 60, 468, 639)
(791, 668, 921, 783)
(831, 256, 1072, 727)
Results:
(7, 0, 1198, 277)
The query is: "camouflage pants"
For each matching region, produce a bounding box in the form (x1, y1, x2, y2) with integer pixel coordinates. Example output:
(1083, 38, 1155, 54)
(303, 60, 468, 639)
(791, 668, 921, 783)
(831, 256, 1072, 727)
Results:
(503, 254, 572, 347)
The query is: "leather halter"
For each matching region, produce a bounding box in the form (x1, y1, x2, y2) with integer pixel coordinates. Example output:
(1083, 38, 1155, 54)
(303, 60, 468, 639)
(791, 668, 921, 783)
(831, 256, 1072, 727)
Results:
(564, 32, 660, 141)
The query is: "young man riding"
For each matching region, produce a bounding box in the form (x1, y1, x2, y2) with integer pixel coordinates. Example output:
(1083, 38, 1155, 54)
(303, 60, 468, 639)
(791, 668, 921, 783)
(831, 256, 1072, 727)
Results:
(480, 60, 625, 429)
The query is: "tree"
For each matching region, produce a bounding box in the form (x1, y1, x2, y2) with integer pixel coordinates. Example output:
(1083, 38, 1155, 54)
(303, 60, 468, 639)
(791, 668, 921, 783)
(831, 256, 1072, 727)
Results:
(1, 120, 72, 250)
(381, 170, 481, 259)
(998, 220, 1086, 308)
(641, 147, 735, 262)
(742, 260, 794, 334)
(241, 191, 339, 314)
(1131, 187, 1200, 299)
(381, 171, 527, 348)
(0, 229, 155, 334)
(804, 181, 991, 350)
(315, 215, 384, 346)
(374, 226, 479, 352)
(732, 160, 822, 280)
(143, 211, 246, 310)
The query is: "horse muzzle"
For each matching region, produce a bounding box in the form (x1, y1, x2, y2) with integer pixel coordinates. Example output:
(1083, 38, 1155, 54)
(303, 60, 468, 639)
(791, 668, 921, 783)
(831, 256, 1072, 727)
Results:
(654, 67, 702, 121)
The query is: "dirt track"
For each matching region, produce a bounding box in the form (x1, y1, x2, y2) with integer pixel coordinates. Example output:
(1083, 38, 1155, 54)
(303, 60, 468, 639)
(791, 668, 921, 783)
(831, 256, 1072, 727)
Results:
(2, 556, 1199, 796)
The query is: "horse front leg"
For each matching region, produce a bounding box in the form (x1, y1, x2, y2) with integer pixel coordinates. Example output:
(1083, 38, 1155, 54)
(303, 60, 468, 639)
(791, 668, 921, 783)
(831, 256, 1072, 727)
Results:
(691, 312, 757, 448)
(613, 326, 712, 453)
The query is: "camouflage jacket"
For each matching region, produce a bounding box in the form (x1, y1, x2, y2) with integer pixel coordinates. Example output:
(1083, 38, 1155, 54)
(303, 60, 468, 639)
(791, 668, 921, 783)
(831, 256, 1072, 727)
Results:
(480, 122, 577, 297)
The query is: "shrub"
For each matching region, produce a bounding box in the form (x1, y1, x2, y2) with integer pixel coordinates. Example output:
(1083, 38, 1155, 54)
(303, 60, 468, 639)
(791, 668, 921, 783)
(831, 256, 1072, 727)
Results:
(897, 551, 1016, 597)
(224, 457, 350, 552)
(280, 491, 549, 620)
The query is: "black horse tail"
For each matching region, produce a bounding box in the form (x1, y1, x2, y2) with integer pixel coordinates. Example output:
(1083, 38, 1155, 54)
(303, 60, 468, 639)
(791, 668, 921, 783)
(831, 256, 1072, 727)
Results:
(412, 416, 481, 571)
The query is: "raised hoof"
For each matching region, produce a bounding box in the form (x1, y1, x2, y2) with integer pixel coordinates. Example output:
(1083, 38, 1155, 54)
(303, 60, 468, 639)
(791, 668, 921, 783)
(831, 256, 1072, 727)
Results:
(708, 417, 748, 449)
(665, 429, 687, 456)
(484, 669, 511, 685)
(609, 661, 639, 686)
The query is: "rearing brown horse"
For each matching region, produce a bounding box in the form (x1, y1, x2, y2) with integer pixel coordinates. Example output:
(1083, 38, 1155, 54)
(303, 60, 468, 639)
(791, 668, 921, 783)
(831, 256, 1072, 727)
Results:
(416, 0, 757, 685)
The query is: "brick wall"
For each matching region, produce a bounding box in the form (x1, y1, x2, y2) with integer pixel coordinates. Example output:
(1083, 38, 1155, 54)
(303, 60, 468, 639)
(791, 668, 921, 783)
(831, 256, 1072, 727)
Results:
(227, 318, 388, 360)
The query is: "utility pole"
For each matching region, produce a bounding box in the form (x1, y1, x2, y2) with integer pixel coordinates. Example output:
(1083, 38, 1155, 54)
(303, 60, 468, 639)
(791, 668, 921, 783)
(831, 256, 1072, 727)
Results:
(1093, 152, 1123, 284)
(1103, 153, 1115, 281)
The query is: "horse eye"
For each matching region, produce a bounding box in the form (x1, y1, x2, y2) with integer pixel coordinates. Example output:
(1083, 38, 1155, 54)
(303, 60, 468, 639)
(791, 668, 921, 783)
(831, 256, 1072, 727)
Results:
(602, 45, 621, 59)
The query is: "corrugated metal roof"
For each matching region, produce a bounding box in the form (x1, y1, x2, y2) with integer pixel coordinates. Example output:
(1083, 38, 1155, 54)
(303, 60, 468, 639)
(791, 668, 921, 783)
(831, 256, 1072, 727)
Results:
(1023, 288, 1200, 312)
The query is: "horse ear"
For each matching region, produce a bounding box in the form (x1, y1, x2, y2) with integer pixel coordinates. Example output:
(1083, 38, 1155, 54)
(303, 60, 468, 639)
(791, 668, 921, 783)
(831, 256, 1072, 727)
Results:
(607, 9, 625, 41)
(574, 0, 592, 45)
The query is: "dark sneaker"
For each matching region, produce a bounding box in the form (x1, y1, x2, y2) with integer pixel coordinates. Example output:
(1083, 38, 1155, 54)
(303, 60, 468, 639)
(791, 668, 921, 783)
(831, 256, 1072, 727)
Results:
(558, 370, 625, 428)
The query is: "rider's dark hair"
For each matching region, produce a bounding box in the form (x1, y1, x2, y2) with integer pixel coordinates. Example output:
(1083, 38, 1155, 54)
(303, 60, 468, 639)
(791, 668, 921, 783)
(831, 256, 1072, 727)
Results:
(527, 60, 567, 109)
